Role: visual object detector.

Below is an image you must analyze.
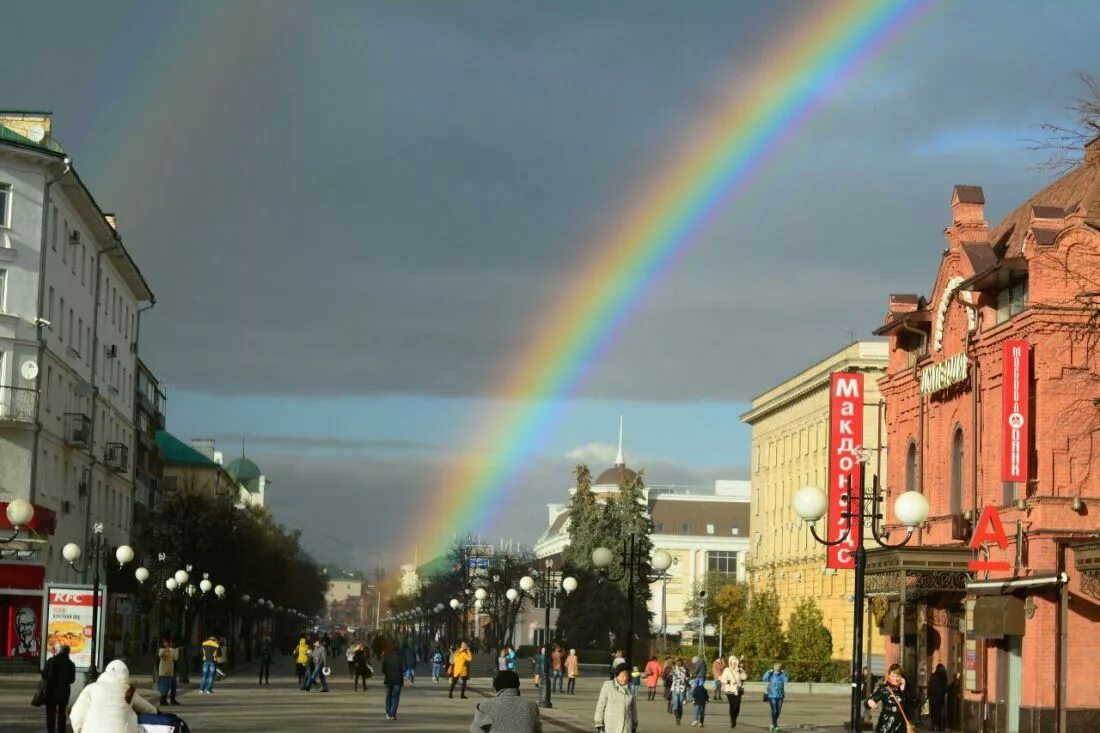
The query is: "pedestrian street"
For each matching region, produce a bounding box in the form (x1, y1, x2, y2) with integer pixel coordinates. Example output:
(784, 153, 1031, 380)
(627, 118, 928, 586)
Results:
(0, 654, 864, 732)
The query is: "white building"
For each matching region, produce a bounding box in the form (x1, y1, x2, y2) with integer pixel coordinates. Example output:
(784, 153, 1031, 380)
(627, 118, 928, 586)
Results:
(530, 428, 750, 644)
(0, 112, 154, 625)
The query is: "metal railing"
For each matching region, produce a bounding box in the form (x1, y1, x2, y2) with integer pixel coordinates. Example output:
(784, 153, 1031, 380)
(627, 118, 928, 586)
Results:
(0, 386, 38, 422)
(0, 125, 65, 154)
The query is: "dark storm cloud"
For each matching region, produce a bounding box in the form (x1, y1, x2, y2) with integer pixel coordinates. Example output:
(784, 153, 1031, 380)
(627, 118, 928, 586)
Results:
(258, 448, 742, 570)
(1, 1, 1098, 403)
(210, 434, 437, 451)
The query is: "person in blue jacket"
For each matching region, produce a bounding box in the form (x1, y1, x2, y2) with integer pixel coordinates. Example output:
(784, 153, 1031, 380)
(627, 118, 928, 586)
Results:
(762, 661, 789, 732)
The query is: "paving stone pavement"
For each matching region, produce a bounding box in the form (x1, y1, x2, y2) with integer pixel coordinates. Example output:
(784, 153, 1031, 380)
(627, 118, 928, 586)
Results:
(0, 655, 861, 732)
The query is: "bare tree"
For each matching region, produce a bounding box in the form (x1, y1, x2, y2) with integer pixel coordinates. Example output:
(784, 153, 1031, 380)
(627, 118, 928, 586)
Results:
(1026, 72, 1100, 173)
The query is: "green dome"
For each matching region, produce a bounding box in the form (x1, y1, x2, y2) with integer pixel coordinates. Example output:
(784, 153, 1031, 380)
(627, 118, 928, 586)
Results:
(227, 457, 263, 493)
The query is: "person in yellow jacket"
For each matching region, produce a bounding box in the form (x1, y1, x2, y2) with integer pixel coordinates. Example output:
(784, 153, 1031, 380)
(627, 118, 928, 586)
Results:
(294, 638, 310, 687)
(448, 641, 473, 699)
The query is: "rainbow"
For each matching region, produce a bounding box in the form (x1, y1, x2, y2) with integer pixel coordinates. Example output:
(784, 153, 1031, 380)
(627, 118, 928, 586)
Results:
(420, 0, 935, 560)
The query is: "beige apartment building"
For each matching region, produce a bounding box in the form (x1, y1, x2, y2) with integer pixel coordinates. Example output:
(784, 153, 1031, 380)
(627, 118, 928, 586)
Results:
(741, 341, 888, 663)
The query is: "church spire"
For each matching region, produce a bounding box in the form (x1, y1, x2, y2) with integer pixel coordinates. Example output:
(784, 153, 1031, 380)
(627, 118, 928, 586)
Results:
(615, 414, 625, 466)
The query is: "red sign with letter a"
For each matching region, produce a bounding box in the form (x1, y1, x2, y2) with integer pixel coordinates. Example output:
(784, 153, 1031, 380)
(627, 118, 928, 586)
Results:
(967, 505, 1011, 572)
(827, 372, 863, 570)
(1001, 340, 1030, 482)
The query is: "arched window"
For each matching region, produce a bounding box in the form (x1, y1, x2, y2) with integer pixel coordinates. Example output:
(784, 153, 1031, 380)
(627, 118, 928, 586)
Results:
(950, 427, 965, 515)
(905, 441, 918, 494)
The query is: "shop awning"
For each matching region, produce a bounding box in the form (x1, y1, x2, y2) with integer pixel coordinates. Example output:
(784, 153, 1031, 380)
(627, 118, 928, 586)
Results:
(970, 595, 1025, 639)
(966, 572, 1067, 595)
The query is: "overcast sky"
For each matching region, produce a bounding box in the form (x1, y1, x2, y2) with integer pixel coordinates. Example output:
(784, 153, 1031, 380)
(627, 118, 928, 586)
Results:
(3, 1, 1098, 571)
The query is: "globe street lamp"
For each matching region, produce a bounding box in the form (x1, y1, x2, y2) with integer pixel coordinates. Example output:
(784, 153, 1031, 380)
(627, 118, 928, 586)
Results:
(591, 536, 672, 670)
(61, 523, 134, 679)
(1, 498, 34, 544)
(793, 457, 929, 733)
(517, 558, 577, 709)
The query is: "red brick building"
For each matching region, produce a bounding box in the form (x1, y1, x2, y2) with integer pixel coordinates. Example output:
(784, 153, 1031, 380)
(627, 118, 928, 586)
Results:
(874, 142, 1100, 732)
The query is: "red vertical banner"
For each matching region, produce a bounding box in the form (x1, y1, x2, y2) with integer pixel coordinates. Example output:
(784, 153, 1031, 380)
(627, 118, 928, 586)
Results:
(827, 372, 864, 569)
(1002, 340, 1030, 482)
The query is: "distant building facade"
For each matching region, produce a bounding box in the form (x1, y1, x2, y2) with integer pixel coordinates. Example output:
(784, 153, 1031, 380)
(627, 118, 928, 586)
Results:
(534, 441, 750, 644)
(741, 341, 888, 662)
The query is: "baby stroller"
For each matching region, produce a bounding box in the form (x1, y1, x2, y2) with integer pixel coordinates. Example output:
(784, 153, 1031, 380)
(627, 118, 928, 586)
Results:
(139, 712, 191, 733)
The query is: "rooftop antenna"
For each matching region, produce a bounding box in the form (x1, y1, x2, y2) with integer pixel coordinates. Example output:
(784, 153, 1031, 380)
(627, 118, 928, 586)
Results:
(615, 414, 625, 466)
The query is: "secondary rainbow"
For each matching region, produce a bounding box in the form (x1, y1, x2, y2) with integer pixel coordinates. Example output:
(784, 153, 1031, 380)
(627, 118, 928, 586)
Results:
(421, 0, 935, 558)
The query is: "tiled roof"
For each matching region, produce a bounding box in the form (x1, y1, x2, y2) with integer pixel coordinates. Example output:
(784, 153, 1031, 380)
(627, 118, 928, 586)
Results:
(989, 160, 1100, 258)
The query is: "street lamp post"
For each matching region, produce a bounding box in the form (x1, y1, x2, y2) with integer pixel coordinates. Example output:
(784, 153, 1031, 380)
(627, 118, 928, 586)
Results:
(518, 558, 578, 709)
(793, 459, 929, 732)
(61, 522, 134, 679)
(591, 535, 673, 670)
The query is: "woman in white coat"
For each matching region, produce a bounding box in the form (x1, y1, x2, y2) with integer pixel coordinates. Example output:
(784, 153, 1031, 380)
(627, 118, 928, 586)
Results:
(70, 659, 158, 733)
(595, 663, 638, 733)
(720, 655, 749, 728)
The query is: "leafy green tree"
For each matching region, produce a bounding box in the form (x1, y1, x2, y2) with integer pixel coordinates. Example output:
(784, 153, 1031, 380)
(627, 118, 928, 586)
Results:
(737, 590, 787, 673)
(557, 465, 654, 661)
(558, 466, 619, 648)
(785, 598, 834, 682)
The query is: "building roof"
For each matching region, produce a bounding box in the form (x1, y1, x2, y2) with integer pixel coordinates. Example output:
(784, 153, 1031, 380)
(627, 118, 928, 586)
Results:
(227, 457, 263, 493)
(156, 431, 219, 467)
(989, 156, 1100, 258)
(650, 498, 750, 537)
(594, 464, 639, 486)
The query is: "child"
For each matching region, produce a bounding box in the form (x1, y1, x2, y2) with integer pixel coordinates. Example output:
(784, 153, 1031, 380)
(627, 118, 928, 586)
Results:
(691, 677, 709, 727)
(630, 666, 642, 695)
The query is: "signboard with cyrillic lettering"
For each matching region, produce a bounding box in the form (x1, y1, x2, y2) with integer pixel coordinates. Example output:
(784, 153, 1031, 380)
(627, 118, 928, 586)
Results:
(1002, 340, 1030, 482)
(827, 372, 863, 570)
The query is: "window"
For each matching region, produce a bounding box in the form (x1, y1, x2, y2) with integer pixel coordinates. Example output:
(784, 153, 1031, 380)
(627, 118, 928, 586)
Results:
(706, 523, 715, 535)
(81, 245, 86, 284)
(44, 366, 51, 411)
(59, 298, 64, 342)
(68, 308, 73, 345)
(0, 269, 6, 311)
(995, 271, 1029, 325)
(78, 318, 83, 353)
(51, 208, 58, 249)
(48, 287, 54, 321)
(707, 551, 737, 577)
(85, 327, 91, 365)
(681, 522, 691, 533)
(0, 183, 11, 228)
(905, 441, 917, 494)
(950, 427, 964, 515)
(61, 222, 67, 264)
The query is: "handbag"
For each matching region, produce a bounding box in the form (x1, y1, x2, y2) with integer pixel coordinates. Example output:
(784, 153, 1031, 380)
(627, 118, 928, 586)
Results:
(446, 664, 454, 677)
(31, 679, 46, 707)
(887, 686, 917, 733)
(761, 691, 770, 702)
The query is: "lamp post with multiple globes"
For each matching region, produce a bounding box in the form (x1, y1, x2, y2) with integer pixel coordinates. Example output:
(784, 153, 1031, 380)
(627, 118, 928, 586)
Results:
(590, 536, 672, 670)
(61, 522, 134, 679)
(516, 558, 577, 709)
(792, 454, 929, 733)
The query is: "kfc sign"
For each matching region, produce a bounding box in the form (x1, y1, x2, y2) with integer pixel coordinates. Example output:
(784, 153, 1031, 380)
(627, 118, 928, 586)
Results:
(1002, 340, 1030, 482)
(827, 373, 863, 569)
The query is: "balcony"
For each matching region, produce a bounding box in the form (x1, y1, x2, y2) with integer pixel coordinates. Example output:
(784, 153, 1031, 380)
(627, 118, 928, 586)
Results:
(64, 413, 91, 449)
(0, 386, 38, 424)
(104, 442, 129, 472)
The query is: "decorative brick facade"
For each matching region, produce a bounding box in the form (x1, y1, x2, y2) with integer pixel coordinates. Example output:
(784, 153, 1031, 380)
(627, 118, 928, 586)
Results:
(875, 145, 1100, 732)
